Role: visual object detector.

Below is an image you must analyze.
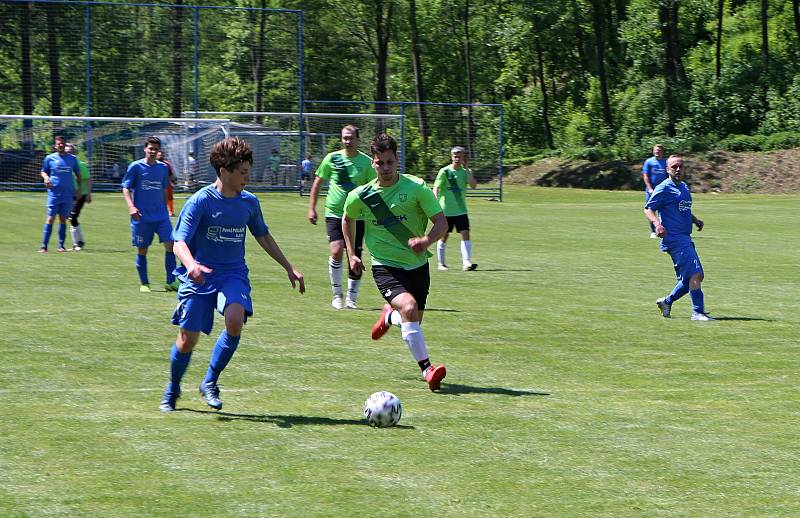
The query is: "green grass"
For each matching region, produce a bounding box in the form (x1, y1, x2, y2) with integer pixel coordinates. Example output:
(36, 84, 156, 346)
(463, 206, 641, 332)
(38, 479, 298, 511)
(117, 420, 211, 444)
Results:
(0, 186, 797, 517)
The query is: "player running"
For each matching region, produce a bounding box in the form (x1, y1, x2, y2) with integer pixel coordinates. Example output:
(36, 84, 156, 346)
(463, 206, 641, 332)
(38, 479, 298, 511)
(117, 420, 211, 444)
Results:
(342, 134, 449, 391)
(159, 137, 304, 412)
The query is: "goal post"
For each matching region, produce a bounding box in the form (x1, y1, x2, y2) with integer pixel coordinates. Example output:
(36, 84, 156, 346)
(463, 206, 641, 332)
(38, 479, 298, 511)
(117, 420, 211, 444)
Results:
(182, 111, 405, 193)
(0, 115, 230, 192)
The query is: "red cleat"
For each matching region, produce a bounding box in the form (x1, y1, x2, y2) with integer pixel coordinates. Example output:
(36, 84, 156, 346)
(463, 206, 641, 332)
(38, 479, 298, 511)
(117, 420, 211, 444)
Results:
(371, 304, 393, 340)
(424, 364, 447, 391)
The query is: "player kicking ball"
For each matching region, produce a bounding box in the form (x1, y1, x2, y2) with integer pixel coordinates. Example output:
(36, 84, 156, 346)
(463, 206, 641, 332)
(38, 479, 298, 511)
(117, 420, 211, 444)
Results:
(342, 134, 448, 391)
(159, 137, 305, 412)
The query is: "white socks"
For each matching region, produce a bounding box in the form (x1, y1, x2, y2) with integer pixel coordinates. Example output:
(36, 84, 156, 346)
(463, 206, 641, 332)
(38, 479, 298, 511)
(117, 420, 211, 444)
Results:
(461, 240, 472, 265)
(437, 241, 446, 266)
(400, 321, 429, 362)
(70, 225, 84, 246)
(346, 278, 360, 303)
(328, 257, 343, 297)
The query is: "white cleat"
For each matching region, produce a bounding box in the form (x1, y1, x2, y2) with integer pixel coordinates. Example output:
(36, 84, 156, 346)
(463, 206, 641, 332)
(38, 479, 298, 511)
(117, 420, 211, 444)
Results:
(650, 232, 658, 239)
(656, 298, 672, 318)
(691, 312, 715, 321)
(437, 264, 449, 271)
(331, 296, 344, 310)
(345, 299, 358, 309)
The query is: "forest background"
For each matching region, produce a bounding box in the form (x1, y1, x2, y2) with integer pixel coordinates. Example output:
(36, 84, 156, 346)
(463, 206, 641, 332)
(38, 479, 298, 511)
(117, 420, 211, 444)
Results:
(1, 0, 799, 191)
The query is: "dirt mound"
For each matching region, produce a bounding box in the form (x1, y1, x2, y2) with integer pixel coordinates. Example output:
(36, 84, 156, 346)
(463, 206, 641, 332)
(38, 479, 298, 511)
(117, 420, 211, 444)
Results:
(506, 148, 800, 194)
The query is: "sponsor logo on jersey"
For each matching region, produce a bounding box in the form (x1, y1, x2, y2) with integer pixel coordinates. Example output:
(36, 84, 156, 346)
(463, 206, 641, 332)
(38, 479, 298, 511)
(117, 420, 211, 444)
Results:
(212, 211, 223, 218)
(678, 200, 692, 212)
(206, 225, 246, 243)
(141, 179, 164, 190)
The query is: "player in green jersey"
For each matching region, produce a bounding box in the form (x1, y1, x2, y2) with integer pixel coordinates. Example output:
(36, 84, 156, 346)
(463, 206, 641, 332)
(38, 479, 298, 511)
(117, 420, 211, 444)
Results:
(342, 134, 449, 391)
(65, 143, 91, 251)
(307, 125, 377, 310)
(432, 146, 478, 271)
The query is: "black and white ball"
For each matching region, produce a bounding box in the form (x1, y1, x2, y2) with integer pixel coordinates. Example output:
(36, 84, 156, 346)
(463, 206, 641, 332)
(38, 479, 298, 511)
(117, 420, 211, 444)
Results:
(363, 391, 402, 427)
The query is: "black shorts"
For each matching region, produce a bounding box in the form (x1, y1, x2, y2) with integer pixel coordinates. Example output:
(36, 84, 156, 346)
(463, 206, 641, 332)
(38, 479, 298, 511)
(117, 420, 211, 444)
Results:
(372, 263, 430, 310)
(446, 214, 470, 233)
(326, 217, 364, 254)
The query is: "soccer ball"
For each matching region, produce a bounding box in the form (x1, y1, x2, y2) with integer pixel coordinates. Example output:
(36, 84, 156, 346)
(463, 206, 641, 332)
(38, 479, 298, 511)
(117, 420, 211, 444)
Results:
(363, 391, 402, 428)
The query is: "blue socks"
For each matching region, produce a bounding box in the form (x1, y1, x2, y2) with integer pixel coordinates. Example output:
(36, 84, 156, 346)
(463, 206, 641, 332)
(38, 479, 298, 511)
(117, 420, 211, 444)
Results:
(42, 223, 53, 248)
(57, 224, 67, 248)
(665, 280, 689, 305)
(203, 331, 241, 385)
(165, 252, 177, 283)
(168, 343, 192, 394)
(136, 254, 149, 285)
(690, 289, 705, 314)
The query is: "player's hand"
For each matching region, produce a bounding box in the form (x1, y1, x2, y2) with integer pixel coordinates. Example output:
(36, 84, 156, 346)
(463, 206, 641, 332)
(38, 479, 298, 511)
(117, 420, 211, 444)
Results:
(695, 219, 704, 231)
(129, 206, 141, 221)
(44, 178, 53, 188)
(308, 208, 318, 225)
(287, 268, 305, 294)
(349, 255, 363, 277)
(655, 223, 667, 238)
(187, 262, 212, 284)
(408, 237, 429, 254)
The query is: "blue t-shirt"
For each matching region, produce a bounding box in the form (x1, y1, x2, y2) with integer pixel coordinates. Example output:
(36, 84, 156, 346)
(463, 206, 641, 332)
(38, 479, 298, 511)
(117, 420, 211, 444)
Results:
(172, 184, 269, 273)
(122, 159, 170, 222)
(302, 159, 314, 174)
(42, 152, 80, 201)
(645, 178, 694, 251)
(642, 156, 667, 191)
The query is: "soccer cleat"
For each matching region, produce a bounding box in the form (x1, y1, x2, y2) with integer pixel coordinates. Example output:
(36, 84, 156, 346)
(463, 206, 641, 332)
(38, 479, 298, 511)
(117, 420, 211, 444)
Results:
(38, 247, 47, 253)
(165, 280, 180, 292)
(656, 298, 672, 318)
(463, 263, 478, 271)
(159, 388, 180, 412)
(199, 381, 223, 410)
(650, 232, 658, 239)
(345, 298, 358, 309)
(140, 284, 152, 293)
(691, 312, 715, 321)
(72, 245, 82, 251)
(331, 296, 344, 310)
(371, 304, 393, 340)
(437, 264, 449, 271)
(424, 364, 447, 391)
(57, 247, 67, 253)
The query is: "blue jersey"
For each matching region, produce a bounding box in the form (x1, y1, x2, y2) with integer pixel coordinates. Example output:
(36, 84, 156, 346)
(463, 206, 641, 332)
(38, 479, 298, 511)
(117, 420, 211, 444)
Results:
(173, 184, 269, 273)
(122, 159, 170, 222)
(645, 179, 694, 251)
(302, 159, 314, 175)
(42, 152, 80, 201)
(642, 156, 667, 191)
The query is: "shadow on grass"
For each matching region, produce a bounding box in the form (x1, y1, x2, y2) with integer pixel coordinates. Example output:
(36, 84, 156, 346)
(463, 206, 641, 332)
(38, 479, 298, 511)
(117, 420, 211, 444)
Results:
(471, 268, 536, 272)
(709, 316, 774, 322)
(180, 408, 414, 429)
(437, 383, 549, 397)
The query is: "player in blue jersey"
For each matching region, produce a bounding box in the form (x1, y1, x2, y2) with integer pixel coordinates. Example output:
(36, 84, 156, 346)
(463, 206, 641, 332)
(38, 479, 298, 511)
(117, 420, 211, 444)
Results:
(159, 137, 305, 412)
(642, 144, 668, 238)
(39, 136, 82, 253)
(122, 136, 180, 293)
(644, 155, 714, 321)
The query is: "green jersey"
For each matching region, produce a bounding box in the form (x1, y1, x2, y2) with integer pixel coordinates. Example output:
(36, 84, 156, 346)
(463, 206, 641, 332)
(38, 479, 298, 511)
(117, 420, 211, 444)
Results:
(433, 165, 470, 216)
(73, 159, 90, 194)
(344, 174, 443, 270)
(316, 150, 376, 218)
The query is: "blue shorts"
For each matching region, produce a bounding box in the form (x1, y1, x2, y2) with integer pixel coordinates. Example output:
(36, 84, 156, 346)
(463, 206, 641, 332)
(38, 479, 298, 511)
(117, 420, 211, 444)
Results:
(47, 199, 72, 218)
(131, 218, 173, 248)
(171, 270, 253, 335)
(667, 243, 704, 284)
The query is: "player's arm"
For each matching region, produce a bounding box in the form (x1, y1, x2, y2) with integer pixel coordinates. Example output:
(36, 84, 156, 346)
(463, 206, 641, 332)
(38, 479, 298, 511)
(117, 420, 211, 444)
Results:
(342, 192, 363, 275)
(86, 177, 93, 203)
(409, 211, 447, 254)
(643, 208, 666, 237)
(692, 215, 704, 231)
(41, 170, 52, 188)
(173, 240, 212, 284)
(467, 168, 477, 189)
(307, 176, 324, 224)
(254, 233, 305, 293)
(642, 163, 654, 192)
(122, 187, 140, 220)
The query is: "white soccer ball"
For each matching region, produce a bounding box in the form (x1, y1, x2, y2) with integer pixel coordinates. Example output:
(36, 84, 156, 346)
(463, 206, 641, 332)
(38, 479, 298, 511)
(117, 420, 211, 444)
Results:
(363, 391, 402, 428)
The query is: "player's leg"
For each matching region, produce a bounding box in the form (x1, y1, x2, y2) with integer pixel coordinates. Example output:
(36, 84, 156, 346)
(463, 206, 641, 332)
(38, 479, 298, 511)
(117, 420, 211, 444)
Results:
(158, 219, 178, 289)
(166, 185, 174, 217)
(685, 247, 712, 320)
(41, 205, 57, 252)
(132, 219, 155, 290)
(326, 217, 346, 309)
(345, 220, 365, 309)
(56, 208, 69, 252)
(458, 216, 477, 271)
(69, 196, 86, 250)
(645, 191, 657, 238)
(437, 218, 453, 270)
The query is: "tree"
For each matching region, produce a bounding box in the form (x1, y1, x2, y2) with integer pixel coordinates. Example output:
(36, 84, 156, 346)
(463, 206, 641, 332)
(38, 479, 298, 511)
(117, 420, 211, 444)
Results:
(407, 0, 428, 145)
(715, 0, 724, 80)
(532, 13, 554, 148)
(45, 3, 62, 116)
(171, 0, 184, 117)
(589, 0, 614, 136)
(760, 0, 769, 116)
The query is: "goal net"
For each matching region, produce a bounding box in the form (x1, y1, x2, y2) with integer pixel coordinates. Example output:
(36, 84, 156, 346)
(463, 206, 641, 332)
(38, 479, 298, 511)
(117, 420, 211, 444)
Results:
(183, 111, 404, 191)
(0, 115, 229, 192)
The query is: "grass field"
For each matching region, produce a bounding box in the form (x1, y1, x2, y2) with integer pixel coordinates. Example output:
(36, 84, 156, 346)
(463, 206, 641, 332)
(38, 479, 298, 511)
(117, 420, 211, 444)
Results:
(0, 186, 797, 517)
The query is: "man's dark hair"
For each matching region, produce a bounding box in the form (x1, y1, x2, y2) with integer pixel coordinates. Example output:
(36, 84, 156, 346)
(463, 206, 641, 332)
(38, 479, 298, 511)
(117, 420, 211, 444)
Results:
(144, 136, 161, 148)
(209, 137, 253, 176)
(370, 134, 397, 157)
